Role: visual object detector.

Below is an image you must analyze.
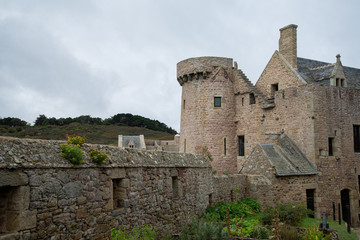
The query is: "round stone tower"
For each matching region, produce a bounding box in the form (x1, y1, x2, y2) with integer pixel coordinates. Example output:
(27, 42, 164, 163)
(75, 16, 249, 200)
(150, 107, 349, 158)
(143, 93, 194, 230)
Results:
(177, 57, 237, 174)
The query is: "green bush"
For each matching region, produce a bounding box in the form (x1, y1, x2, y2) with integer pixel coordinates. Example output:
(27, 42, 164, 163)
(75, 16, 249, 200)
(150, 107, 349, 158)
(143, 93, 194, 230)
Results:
(252, 225, 270, 239)
(60, 143, 84, 165)
(229, 218, 261, 238)
(180, 219, 228, 240)
(301, 226, 330, 240)
(110, 225, 156, 240)
(89, 148, 108, 165)
(204, 198, 261, 222)
(67, 135, 86, 146)
(261, 202, 311, 226)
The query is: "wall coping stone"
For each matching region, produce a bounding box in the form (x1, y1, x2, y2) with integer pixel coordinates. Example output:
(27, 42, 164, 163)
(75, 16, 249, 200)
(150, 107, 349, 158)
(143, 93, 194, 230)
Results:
(0, 137, 211, 169)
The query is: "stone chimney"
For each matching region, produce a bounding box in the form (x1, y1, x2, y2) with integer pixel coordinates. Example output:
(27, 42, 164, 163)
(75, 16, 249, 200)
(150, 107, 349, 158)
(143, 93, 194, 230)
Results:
(279, 24, 298, 69)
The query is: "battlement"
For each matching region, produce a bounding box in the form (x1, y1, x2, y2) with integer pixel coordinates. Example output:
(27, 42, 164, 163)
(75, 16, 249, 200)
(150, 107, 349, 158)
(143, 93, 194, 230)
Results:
(177, 56, 233, 85)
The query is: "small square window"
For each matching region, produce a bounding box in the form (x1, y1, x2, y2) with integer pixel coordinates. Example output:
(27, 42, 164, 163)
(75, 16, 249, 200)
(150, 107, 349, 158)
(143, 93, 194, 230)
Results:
(214, 97, 221, 107)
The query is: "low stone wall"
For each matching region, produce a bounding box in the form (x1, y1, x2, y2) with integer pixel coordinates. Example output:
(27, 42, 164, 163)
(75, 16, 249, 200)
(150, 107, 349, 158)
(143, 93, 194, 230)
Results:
(0, 137, 213, 239)
(212, 175, 247, 203)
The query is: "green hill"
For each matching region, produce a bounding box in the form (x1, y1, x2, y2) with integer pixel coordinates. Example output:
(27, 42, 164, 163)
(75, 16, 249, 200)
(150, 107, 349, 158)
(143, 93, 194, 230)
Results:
(0, 122, 175, 146)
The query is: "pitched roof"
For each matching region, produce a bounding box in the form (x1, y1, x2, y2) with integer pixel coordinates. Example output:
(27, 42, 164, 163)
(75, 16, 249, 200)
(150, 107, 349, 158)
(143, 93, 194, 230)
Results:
(261, 134, 318, 176)
(297, 57, 360, 88)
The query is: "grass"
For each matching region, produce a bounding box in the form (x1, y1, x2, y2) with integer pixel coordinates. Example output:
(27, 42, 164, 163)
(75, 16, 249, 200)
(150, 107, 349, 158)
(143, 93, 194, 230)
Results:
(301, 217, 359, 240)
(0, 123, 175, 145)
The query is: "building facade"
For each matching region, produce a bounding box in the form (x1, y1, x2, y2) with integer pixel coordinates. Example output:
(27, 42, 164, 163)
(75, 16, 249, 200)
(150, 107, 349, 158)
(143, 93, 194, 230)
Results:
(177, 24, 360, 225)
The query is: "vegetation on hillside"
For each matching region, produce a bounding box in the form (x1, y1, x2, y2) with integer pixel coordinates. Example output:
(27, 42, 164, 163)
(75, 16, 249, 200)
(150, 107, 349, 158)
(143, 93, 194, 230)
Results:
(0, 114, 176, 145)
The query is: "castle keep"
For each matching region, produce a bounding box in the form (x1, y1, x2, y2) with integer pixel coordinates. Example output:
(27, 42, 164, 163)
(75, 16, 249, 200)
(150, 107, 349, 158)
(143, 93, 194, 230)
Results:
(177, 24, 360, 224)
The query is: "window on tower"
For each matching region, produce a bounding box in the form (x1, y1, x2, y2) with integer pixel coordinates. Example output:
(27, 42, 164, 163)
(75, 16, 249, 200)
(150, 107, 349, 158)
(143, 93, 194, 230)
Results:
(214, 97, 222, 107)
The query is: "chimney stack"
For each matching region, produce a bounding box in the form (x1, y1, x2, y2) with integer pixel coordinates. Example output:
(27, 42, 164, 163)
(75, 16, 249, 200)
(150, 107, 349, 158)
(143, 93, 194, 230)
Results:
(279, 24, 298, 69)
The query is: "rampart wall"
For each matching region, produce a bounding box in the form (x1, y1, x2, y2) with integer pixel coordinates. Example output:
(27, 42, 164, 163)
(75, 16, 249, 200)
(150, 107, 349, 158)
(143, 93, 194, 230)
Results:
(0, 137, 248, 239)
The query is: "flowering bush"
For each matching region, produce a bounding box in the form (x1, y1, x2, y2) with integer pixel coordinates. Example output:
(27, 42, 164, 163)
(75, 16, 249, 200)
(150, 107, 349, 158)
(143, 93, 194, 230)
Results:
(89, 148, 108, 165)
(67, 135, 86, 146)
(60, 143, 84, 165)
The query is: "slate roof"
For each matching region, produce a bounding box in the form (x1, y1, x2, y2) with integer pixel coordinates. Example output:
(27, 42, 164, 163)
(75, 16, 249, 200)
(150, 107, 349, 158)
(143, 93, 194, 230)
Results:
(297, 57, 360, 89)
(261, 134, 318, 176)
(121, 136, 142, 149)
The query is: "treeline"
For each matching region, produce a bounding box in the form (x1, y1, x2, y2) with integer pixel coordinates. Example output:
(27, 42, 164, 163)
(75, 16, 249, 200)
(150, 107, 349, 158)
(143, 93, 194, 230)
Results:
(0, 117, 28, 127)
(32, 113, 177, 134)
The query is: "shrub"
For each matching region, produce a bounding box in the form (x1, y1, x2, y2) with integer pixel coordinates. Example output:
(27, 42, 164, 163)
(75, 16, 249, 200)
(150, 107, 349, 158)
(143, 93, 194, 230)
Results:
(60, 143, 84, 165)
(301, 226, 331, 240)
(67, 135, 86, 146)
(89, 148, 108, 165)
(110, 225, 156, 240)
(252, 225, 270, 239)
(261, 202, 311, 226)
(205, 198, 261, 222)
(229, 218, 261, 238)
(180, 219, 228, 240)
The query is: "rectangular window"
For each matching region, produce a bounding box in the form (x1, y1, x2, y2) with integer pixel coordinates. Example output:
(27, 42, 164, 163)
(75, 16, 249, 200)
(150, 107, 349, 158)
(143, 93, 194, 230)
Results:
(341, 79, 345, 87)
(113, 179, 128, 209)
(214, 97, 221, 107)
(336, 78, 340, 86)
(223, 138, 227, 155)
(271, 83, 279, 97)
(172, 176, 179, 198)
(328, 137, 334, 156)
(183, 99, 185, 109)
(354, 125, 360, 152)
(241, 97, 244, 106)
(249, 93, 255, 105)
(306, 189, 315, 218)
(184, 139, 186, 153)
(238, 135, 244, 156)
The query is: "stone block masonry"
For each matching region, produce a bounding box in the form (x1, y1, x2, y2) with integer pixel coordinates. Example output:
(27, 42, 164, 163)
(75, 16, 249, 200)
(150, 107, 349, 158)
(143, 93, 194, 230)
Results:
(0, 137, 216, 239)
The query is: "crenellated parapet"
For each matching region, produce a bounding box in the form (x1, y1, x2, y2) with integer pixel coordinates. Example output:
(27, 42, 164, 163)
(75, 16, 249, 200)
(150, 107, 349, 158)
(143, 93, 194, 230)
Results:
(177, 56, 233, 86)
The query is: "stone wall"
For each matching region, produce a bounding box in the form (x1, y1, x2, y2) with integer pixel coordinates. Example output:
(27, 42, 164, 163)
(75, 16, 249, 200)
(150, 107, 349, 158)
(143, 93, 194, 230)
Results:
(0, 137, 214, 239)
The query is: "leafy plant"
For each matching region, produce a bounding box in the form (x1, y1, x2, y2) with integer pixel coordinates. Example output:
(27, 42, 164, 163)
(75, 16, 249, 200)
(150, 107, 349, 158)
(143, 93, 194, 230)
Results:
(110, 225, 156, 240)
(301, 225, 330, 240)
(67, 135, 86, 146)
(89, 148, 108, 165)
(60, 142, 84, 165)
(252, 225, 270, 239)
(205, 198, 261, 222)
(228, 217, 261, 238)
(180, 219, 228, 240)
(261, 202, 311, 226)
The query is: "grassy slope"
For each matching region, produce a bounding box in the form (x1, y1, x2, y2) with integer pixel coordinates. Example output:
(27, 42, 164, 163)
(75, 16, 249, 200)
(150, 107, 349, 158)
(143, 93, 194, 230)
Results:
(0, 123, 175, 146)
(301, 217, 359, 240)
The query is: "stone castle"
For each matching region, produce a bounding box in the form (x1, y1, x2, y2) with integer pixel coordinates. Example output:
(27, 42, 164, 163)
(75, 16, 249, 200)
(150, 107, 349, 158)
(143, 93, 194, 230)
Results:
(177, 24, 360, 225)
(1, 24, 360, 239)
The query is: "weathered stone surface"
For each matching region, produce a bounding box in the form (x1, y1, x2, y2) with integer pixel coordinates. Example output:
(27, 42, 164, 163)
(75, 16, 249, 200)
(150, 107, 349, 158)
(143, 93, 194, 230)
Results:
(0, 170, 28, 187)
(63, 182, 82, 198)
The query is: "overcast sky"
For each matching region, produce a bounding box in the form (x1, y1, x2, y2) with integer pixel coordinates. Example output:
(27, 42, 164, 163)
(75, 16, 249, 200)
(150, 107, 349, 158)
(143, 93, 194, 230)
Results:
(1, 1, 359, 131)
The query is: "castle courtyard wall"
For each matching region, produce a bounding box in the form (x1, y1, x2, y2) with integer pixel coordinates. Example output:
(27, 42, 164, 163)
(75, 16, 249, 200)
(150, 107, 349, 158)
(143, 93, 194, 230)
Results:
(0, 137, 214, 239)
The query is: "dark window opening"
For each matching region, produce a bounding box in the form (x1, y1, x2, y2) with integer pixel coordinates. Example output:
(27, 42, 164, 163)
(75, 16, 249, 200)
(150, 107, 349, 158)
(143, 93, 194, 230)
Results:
(241, 97, 244, 106)
(341, 189, 351, 224)
(113, 179, 127, 209)
(328, 137, 334, 156)
(341, 79, 345, 87)
(271, 83, 279, 97)
(208, 194, 213, 206)
(336, 78, 340, 86)
(223, 138, 227, 156)
(354, 125, 360, 152)
(306, 189, 315, 218)
(238, 135, 245, 156)
(230, 190, 234, 202)
(249, 93, 256, 105)
(183, 99, 185, 109)
(172, 176, 179, 198)
(184, 139, 186, 153)
(358, 175, 360, 192)
(214, 97, 221, 107)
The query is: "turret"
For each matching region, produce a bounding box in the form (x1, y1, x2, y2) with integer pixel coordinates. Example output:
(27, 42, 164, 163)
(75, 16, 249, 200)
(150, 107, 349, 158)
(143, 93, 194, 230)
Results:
(177, 57, 237, 174)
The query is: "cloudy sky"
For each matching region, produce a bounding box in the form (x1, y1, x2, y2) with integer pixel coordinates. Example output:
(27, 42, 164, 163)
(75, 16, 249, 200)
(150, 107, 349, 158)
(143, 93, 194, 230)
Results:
(1, 1, 359, 131)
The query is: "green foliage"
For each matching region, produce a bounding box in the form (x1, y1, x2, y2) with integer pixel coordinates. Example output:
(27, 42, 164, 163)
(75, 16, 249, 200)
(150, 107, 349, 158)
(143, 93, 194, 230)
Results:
(228, 218, 261, 238)
(33, 113, 177, 134)
(110, 225, 156, 240)
(67, 135, 86, 146)
(0, 117, 28, 126)
(90, 148, 108, 165)
(301, 226, 330, 240)
(261, 202, 311, 226)
(281, 225, 301, 240)
(179, 219, 228, 240)
(204, 198, 261, 222)
(60, 143, 84, 165)
(252, 225, 271, 239)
